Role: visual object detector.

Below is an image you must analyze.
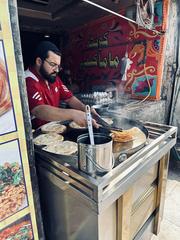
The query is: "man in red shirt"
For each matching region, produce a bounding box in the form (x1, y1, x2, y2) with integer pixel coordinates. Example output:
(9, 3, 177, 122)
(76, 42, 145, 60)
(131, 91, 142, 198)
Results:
(25, 41, 98, 129)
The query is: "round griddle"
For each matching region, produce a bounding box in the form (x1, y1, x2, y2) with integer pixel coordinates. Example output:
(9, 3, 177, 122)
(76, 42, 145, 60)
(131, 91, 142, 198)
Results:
(96, 114, 149, 162)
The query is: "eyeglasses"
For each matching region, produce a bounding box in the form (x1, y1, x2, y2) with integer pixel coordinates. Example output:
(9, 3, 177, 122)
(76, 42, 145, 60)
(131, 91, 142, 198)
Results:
(44, 59, 62, 71)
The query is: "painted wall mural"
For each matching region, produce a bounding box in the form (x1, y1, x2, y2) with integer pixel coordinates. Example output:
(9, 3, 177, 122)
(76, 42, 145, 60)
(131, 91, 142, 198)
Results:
(64, 0, 168, 100)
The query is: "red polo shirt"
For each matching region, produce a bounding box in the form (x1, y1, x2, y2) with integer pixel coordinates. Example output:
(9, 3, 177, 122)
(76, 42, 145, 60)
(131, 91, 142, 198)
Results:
(25, 67, 73, 129)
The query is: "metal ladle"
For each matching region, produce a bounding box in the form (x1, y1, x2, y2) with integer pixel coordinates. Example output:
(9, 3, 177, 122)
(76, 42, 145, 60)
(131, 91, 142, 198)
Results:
(86, 105, 94, 145)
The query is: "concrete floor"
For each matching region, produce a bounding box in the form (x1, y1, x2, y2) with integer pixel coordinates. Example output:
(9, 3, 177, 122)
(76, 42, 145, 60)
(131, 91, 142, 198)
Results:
(151, 160, 180, 240)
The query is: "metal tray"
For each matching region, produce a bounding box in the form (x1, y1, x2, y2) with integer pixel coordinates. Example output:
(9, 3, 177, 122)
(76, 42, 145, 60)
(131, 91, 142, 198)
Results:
(34, 115, 148, 164)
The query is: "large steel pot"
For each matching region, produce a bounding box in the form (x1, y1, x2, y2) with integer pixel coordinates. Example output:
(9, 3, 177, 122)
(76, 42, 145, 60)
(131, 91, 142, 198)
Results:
(77, 133, 114, 176)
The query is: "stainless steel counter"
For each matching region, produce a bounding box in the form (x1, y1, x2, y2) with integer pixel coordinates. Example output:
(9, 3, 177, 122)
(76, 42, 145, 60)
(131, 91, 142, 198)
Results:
(35, 121, 177, 240)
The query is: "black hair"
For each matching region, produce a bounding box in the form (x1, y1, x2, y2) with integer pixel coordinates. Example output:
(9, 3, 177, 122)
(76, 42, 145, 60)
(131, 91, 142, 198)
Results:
(32, 41, 62, 64)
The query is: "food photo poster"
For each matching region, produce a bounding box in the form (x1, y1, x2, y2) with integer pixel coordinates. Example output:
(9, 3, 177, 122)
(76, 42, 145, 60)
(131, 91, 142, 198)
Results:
(0, 214, 34, 239)
(0, 40, 16, 135)
(0, 140, 28, 222)
(0, 1, 38, 238)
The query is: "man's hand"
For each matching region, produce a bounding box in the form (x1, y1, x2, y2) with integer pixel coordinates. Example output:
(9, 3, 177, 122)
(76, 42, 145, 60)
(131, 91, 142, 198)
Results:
(90, 107, 100, 117)
(71, 109, 99, 128)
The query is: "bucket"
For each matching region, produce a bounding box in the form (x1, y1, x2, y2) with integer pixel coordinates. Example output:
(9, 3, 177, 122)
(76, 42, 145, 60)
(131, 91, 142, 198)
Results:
(77, 133, 114, 176)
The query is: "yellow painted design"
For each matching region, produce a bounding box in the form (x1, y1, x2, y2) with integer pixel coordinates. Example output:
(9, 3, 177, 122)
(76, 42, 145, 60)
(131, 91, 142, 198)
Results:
(0, 132, 18, 144)
(129, 22, 158, 39)
(146, 42, 160, 60)
(129, 41, 160, 64)
(0, 208, 30, 231)
(125, 66, 156, 88)
(129, 43, 145, 64)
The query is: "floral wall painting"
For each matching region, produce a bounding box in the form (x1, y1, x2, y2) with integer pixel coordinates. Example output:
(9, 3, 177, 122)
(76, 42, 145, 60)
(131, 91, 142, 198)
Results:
(0, 40, 16, 135)
(0, 140, 28, 222)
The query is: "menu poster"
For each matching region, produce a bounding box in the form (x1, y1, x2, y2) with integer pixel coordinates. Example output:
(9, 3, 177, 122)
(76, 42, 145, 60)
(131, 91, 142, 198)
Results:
(0, 214, 34, 240)
(0, 40, 16, 135)
(0, 140, 28, 222)
(0, 1, 39, 239)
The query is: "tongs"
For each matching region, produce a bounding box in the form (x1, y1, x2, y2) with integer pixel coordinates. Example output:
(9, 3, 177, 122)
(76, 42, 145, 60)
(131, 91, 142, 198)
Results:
(92, 113, 123, 132)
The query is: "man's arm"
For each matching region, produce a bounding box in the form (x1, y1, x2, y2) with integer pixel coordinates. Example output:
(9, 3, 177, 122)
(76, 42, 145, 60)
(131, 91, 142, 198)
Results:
(31, 104, 99, 127)
(65, 96, 86, 112)
(31, 105, 88, 126)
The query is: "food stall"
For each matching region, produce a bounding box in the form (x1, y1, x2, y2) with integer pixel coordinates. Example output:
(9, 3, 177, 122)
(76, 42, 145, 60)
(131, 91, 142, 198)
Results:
(29, 0, 177, 236)
(0, 0, 178, 240)
(34, 115, 177, 240)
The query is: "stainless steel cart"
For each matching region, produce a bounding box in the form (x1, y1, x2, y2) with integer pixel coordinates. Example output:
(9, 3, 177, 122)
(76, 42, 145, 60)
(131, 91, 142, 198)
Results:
(35, 121, 177, 240)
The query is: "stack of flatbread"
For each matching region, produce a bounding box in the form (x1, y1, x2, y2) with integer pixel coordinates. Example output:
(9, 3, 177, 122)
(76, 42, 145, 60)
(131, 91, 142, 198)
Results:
(34, 121, 77, 155)
(43, 141, 77, 155)
(69, 117, 113, 129)
(69, 121, 86, 129)
(33, 133, 64, 146)
(41, 121, 67, 134)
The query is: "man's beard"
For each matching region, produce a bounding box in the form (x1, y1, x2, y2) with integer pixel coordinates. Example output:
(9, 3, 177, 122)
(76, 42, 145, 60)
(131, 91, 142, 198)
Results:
(39, 65, 57, 83)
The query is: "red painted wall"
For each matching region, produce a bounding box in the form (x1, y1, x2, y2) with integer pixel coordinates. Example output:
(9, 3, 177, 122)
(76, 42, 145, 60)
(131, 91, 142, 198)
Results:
(64, 1, 169, 100)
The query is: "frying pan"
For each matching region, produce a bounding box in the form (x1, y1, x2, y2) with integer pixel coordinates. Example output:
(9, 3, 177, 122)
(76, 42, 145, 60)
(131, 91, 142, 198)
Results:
(97, 113, 149, 162)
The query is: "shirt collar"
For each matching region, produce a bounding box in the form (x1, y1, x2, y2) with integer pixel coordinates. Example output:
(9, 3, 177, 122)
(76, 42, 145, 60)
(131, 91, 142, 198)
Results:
(29, 66, 44, 82)
(29, 66, 58, 89)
